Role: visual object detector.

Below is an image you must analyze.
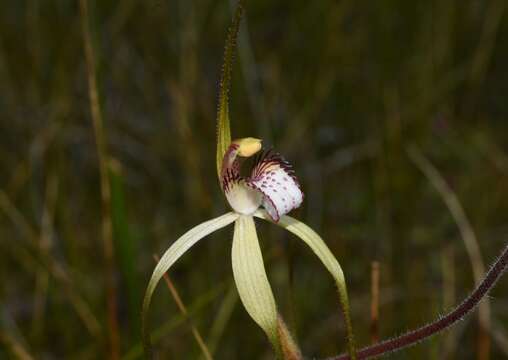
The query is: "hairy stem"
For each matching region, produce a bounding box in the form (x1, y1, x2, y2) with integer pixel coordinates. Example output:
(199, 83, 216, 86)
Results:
(331, 242, 508, 360)
(407, 145, 491, 358)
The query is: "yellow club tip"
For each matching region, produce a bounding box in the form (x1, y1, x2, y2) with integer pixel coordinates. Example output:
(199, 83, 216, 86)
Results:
(233, 137, 262, 157)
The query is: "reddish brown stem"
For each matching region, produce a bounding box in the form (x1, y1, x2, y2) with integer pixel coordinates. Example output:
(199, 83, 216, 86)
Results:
(370, 261, 380, 344)
(331, 243, 508, 360)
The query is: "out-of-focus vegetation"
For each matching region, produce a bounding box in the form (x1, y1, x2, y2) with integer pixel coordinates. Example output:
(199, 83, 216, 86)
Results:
(1, 0, 507, 359)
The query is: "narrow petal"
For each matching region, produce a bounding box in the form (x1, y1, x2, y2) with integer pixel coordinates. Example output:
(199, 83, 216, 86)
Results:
(254, 209, 357, 360)
(142, 212, 239, 357)
(231, 215, 279, 350)
(248, 150, 303, 222)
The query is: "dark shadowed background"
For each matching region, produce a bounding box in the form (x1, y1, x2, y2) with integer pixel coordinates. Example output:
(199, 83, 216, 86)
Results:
(1, 0, 507, 359)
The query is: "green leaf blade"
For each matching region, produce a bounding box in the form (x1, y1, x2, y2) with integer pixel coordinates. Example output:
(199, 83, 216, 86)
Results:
(108, 160, 141, 342)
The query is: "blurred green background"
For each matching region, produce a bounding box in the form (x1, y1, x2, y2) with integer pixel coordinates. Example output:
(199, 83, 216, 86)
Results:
(1, 0, 507, 359)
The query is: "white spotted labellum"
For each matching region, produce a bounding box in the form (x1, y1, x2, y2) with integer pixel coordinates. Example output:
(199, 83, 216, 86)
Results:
(221, 138, 303, 221)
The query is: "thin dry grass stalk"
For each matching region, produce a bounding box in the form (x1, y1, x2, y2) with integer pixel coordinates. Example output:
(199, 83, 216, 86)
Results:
(0, 190, 101, 337)
(407, 145, 491, 359)
(79, 0, 120, 358)
(0, 330, 35, 360)
(152, 254, 213, 360)
(31, 174, 58, 339)
(370, 261, 380, 344)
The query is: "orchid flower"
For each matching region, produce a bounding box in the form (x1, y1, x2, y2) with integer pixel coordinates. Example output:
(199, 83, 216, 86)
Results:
(142, 137, 356, 359)
(142, 2, 356, 359)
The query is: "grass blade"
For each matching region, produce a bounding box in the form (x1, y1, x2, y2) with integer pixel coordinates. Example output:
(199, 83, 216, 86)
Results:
(79, 0, 120, 357)
(206, 284, 238, 356)
(109, 160, 141, 342)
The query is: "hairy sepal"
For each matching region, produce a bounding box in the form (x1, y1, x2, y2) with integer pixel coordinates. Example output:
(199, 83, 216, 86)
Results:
(142, 212, 239, 357)
(231, 215, 280, 353)
(216, 1, 245, 179)
(254, 209, 357, 360)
